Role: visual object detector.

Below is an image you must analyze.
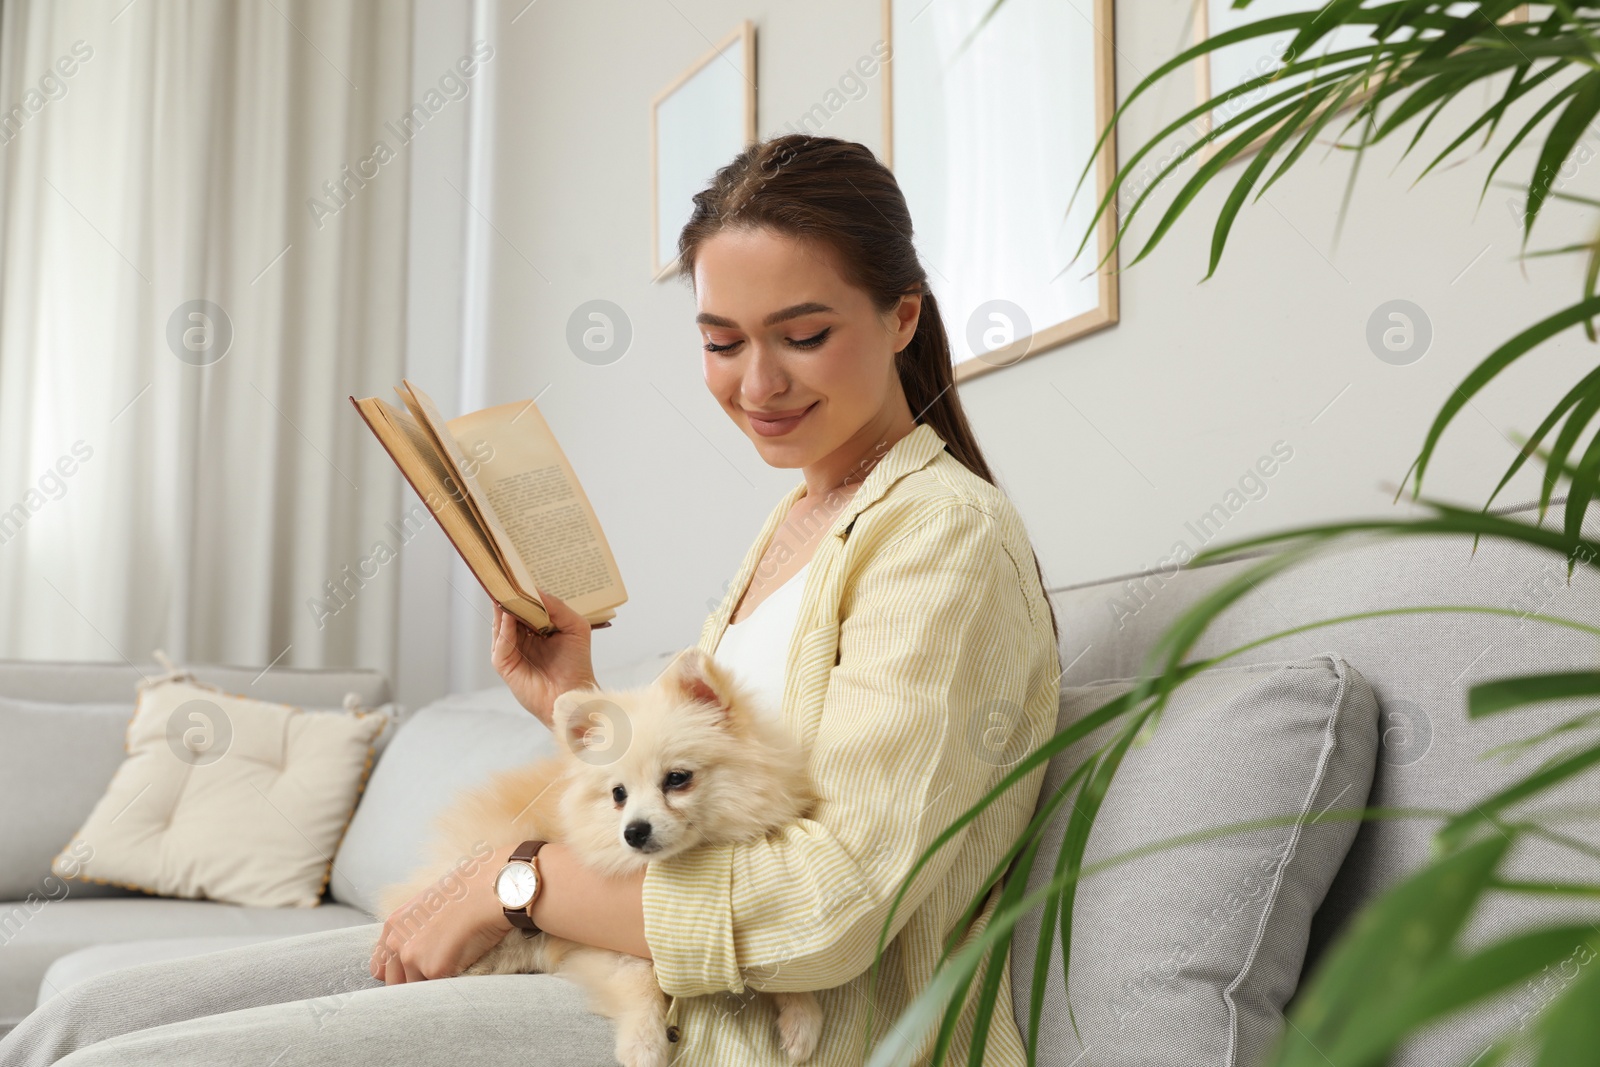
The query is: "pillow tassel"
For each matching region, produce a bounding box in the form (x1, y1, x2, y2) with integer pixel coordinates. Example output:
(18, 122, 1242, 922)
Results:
(143, 648, 198, 693)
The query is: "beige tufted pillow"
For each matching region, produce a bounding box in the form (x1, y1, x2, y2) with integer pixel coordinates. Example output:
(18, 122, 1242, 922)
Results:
(51, 671, 389, 908)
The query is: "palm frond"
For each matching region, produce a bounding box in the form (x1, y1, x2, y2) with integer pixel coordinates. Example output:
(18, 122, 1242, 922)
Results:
(878, 4, 1600, 1063)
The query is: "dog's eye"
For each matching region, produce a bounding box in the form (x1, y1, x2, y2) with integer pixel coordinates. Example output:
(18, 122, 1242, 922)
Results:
(611, 785, 626, 804)
(663, 770, 693, 790)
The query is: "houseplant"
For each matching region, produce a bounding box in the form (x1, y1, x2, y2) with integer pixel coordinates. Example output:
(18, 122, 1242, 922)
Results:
(864, 3, 1600, 1064)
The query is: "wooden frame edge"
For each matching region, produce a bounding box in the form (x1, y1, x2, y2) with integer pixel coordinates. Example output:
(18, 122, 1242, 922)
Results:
(884, 0, 1120, 383)
(650, 20, 758, 282)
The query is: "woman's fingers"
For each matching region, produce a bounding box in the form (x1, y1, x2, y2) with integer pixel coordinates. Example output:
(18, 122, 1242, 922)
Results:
(378, 930, 426, 984)
(375, 931, 398, 983)
(534, 588, 559, 628)
(536, 586, 588, 634)
(491, 609, 510, 671)
(491, 607, 529, 675)
(403, 955, 426, 983)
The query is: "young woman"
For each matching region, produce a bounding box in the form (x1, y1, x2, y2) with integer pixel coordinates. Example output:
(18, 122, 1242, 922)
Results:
(0, 134, 1062, 1067)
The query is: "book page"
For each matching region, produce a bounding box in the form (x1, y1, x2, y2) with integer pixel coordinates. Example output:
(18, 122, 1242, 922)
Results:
(396, 380, 542, 602)
(350, 395, 555, 632)
(382, 401, 488, 550)
(448, 398, 627, 619)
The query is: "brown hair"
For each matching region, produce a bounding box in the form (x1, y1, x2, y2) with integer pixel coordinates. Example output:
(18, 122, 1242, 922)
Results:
(676, 133, 1060, 643)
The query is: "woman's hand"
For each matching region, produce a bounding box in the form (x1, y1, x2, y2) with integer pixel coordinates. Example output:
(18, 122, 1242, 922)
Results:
(492, 587, 598, 731)
(369, 844, 517, 984)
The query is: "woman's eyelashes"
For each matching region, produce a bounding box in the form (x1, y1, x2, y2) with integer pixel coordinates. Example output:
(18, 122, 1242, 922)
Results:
(789, 327, 830, 349)
(703, 326, 831, 354)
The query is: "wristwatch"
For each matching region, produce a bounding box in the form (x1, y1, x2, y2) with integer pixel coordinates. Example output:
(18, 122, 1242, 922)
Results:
(493, 839, 547, 938)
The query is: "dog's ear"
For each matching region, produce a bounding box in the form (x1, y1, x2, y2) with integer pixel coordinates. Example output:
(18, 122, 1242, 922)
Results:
(552, 689, 612, 756)
(664, 648, 735, 724)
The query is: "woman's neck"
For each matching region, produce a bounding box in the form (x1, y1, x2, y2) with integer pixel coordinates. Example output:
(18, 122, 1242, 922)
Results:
(801, 405, 916, 503)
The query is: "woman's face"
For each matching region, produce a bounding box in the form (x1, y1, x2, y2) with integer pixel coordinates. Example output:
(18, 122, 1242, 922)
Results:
(694, 225, 920, 475)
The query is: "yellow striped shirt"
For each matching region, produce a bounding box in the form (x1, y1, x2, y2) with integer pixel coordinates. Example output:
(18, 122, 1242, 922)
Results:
(640, 421, 1061, 1066)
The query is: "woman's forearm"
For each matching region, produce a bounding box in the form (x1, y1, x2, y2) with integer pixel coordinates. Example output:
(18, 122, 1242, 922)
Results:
(527, 840, 653, 961)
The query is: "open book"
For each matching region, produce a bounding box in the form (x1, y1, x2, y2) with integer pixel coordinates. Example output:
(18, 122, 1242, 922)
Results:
(350, 379, 626, 634)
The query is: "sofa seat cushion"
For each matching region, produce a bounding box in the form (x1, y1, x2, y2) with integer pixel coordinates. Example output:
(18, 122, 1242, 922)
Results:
(1011, 654, 1379, 1067)
(38, 935, 291, 1009)
(0, 897, 371, 1028)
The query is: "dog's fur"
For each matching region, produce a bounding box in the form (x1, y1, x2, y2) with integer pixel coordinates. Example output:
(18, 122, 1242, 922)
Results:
(375, 647, 824, 1067)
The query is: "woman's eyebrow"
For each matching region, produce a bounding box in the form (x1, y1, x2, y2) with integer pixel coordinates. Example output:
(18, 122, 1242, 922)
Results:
(696, 301, 835, 329)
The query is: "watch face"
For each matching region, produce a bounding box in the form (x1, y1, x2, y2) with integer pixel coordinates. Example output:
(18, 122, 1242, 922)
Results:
(495, 860, 539, 909)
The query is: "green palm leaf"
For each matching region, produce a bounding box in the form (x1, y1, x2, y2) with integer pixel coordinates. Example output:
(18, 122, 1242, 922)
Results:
(1469, 671, 1600, 717)
(1272, 835, 1511, 1065)
(1528, 952, 1600, 1064)
(882, 4, 1600, 1064)
(1326, 925, 1600, 1065)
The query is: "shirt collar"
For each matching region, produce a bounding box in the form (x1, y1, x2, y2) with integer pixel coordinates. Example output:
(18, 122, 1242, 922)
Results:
(707, 422, 949, 655)
(793, 420, 949, 541)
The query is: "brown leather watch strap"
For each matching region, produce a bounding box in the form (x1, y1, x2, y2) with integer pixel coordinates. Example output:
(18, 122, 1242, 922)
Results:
(504, 839, 548, 937)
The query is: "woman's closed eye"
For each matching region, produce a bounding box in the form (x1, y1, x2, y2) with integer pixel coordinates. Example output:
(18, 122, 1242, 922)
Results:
(703, 327, 831, 354)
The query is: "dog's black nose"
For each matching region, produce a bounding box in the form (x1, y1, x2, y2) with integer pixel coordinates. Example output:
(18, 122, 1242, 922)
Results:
(624, 820, 653, 848)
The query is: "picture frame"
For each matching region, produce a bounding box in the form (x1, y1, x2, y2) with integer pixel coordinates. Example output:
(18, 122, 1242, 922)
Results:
(651, 21, 757, 281)
(1192, 1, 1530, 164)
(882, 0, 1119, 383)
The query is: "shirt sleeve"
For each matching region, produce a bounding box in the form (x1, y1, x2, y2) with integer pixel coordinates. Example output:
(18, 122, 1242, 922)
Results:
(640, 499, 1041, 996)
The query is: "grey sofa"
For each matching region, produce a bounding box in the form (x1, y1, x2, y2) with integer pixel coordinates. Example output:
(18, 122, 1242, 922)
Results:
(0, 662, 395, 1039)
(0, 654, 687, 1046)
(2, 495, 1595, 1064)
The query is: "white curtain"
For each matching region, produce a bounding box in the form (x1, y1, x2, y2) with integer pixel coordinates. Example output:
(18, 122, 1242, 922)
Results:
(0, 0, 412, 678)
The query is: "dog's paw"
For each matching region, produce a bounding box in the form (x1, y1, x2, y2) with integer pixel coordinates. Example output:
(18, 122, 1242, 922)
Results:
(461, 933, 544, 978)
(775, 995, 823, 1063)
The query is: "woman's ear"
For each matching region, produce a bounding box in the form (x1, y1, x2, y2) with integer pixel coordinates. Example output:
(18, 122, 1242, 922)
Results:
(889, 291, 921, 354)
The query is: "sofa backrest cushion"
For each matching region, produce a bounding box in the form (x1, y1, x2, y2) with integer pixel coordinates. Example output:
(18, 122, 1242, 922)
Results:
(1042, 498, 1600, 1063)
(1011, 655, 1378, 1065)
(0, 662, 397, 905)
(329, 685, 558, 916)
(50, 678, 388, 909)
(0, 698, 133, 901)
(0, 661, 391, 708)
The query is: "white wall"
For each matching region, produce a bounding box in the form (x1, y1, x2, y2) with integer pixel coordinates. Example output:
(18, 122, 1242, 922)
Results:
(403, 0, 1599, 696)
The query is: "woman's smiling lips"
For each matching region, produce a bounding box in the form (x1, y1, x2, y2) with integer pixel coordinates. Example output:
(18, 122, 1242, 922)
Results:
(745, 400, 818, 437)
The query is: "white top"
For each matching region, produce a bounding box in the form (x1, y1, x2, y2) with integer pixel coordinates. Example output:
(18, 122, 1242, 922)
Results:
(713, 560, 811, 723)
